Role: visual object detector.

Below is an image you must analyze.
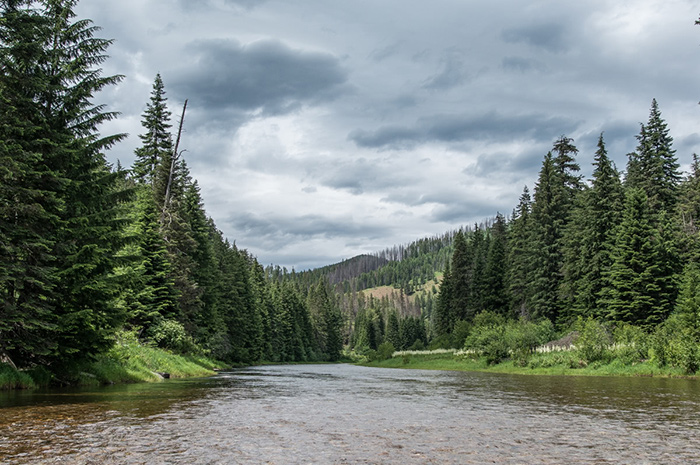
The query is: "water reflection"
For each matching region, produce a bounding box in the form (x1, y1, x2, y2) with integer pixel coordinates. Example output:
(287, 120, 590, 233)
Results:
(1, 365, 699, 464)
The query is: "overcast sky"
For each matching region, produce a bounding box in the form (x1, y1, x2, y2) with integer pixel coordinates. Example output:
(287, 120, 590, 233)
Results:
(77, 0, 700, 270)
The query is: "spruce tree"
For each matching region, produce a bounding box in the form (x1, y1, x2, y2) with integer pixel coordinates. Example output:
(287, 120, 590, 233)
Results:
(507, 186, 533, 318)
(0, 0, 60, 364)
(561, 134, 623, 321)
(626, 99, 680, 213)
(483, 213, 508, 313)
(529, 152, 564, 322)
(2, 0, 131, 363)
(450, 230, 472, 323)
(132, 74, 173, 184)
(604, 189, 677, 327)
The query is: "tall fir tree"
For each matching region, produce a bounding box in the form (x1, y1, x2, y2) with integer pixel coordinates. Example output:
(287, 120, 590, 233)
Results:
(5, 0, 132, 363)
(132, 74, 173, 185)
(450, 230, 472, 324)
(0, 0, 62, 365)
(626, 99, 680, 213)
(604, 189, 678, 327)
(507, 186, 533, 318)
(561, 134, 624, 322)
(529, 152, 564, 322)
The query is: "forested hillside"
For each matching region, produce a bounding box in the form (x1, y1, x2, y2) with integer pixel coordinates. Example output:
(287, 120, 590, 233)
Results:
(3, 0, 700, 379)
(0, 1, 343, 373)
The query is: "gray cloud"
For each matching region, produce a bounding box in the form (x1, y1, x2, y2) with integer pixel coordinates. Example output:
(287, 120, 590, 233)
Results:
(349, 112, 581, 149)
(502, 56, 545, 73)
(74, 0, 700, 269)
(228, 212, 391, 246)
(170, 39, 349, 116)
(423, 50, 468, 90)
(502, 23, 569, 53)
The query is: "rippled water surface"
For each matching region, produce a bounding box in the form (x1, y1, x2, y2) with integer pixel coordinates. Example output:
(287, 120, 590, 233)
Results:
(2, 364, 700, 464)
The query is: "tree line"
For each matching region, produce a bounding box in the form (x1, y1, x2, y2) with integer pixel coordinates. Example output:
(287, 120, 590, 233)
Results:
(432, 100, 700, 354)
(0, 0, 343, 371)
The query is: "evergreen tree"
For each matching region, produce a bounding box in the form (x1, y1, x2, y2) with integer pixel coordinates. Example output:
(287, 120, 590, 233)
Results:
(11, 0, 131, 363)
(561, 134, 623, 321)
(677, 154, 700, 261)
(433, 260, 453, 337)
(385, 309, 401, 349)
(450, 230, 472, 323)
(626, 99, 680, 213)
(604, 189, 678, 327)
(507, 186, 533, 318)
(529, 153, 564, 322)
(132, 74, 173, 184)
(0, 0, 61, 365)
(482, 213, 508, 313)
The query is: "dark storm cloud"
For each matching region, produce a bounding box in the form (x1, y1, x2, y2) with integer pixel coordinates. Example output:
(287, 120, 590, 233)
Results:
(170, 38, 349, 117)
(502, 23, 569, 53)
(349, 112, 580, 149)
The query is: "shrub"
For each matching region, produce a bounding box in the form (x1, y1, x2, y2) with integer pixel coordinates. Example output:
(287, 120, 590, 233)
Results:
(465, 314, 555, 365)
(651, 315, 700, 374)
(612, 323, 648, 364)
(149, 319, 201, 354)
(377, 342, 396, 360)
(574, 317, 612, 363)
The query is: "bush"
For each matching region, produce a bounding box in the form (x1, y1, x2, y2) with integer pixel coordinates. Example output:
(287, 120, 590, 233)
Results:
(149, 319, 202, 354)
(574, 318, 612, 363)
(464, 314, 555, 365)
(651, 315, 700, 374)
(377, 342, 395, 360)
(612, 323, 648, 364)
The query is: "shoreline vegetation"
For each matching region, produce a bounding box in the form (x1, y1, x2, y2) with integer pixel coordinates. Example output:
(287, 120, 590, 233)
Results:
(361, 349, 698, 379)
(0, 331, 226, 390)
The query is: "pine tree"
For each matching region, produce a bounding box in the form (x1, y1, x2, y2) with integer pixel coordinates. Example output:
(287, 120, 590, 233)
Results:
(132, 74, 173, 184)
(507, 186, 533, 318)
(604, 189, 678, 327)
(677, 154, 700, 261)
(432, 260, 453, 337)
(450, 230, 472, 323)
(483, 213, 508, 313)
(626, 99, 680, 213)
(561, 134, 624, 321)
(6, 0, 131, 363)
(0, 0, 61, 365)
(529, 152, 564, 322)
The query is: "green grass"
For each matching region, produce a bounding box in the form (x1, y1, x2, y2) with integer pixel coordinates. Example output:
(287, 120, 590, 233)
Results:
(0, 363, 37, 390)
(362, 349, 696, 379)
(0, 332, 227, 390)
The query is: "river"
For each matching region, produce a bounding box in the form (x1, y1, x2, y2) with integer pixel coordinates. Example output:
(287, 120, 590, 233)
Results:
(1, 364, 699, 464)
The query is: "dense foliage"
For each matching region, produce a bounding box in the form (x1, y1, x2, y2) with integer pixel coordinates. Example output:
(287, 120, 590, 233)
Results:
(2, 1, 700, 380)
(0, 1, 343, 375)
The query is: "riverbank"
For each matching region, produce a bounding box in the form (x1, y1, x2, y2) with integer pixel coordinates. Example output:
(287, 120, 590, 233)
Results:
(361, 349, 698, 379)
(0, 331, 226, 390)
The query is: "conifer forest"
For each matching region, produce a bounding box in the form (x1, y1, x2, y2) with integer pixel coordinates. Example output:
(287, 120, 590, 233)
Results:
(3, 0, 700, 380)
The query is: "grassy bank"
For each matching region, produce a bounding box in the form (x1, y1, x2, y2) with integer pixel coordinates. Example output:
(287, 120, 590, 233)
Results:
(361, 349, 695, 379)
(0, 331, 226, 390)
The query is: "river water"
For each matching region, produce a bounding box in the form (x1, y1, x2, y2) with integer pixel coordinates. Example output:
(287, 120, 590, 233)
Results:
(1, 364, 700, 464)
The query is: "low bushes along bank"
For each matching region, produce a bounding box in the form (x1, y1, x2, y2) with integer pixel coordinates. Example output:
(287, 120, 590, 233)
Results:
(0, 331, 226, 390)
